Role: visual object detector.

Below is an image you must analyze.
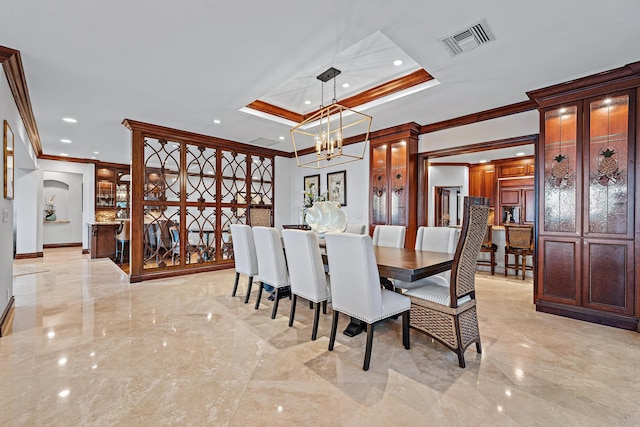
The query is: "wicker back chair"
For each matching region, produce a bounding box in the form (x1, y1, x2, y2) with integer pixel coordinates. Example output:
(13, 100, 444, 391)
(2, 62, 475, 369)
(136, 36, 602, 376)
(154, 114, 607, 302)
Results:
(404, 196, 490, 368)
(477, 224, 497, 275)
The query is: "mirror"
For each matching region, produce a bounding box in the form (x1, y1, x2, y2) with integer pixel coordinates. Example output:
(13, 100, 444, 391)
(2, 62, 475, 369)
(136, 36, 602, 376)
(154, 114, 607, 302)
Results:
(3, 120, 14, 200)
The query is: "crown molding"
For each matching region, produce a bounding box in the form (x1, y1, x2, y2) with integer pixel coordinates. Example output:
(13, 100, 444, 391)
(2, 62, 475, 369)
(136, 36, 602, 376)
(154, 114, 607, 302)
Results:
(0, 46, 42, 157)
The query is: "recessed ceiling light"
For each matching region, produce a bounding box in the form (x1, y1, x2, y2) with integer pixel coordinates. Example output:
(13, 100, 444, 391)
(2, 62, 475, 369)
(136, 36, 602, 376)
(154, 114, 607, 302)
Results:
(60, 139, 72, 143)
(279, 136, 285, 140)
(304, 100, 311, 105)
(62, 117, 77, 123)
(60, 153, 69, 157)
(393, 59, 403, 66)
(213, 119, 221, 124)
(479, 159, 487, 163)
(93, 151, 99, 154)
(342, 83, 350, 88)
(516, 152, 525, 156)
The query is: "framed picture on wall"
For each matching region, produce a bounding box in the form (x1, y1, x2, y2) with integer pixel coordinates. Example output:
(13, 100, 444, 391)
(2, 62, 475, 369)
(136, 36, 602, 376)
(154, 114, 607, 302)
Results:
(327, 170, 347, 206)
(303, 174, 320, 206)
(3, 120, 14, 200)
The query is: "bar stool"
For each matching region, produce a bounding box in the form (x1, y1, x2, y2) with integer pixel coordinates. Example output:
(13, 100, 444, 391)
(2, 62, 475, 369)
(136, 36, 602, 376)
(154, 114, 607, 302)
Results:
(477, 224, 497, 275)
(504, 224, 534, 280)
(114, 221, 130, 264)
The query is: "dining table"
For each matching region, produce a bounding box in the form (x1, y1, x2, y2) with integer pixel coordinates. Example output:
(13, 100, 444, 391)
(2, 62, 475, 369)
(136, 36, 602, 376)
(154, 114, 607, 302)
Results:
(321, 244, 454, 336)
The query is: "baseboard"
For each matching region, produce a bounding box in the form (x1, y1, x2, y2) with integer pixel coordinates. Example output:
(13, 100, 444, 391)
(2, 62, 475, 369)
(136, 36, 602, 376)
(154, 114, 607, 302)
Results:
(43, 243, 82, 249)
(536, 300, 639, 331)
(14, 252, 38, 259)
(82, 249, 90, 254)
(0, 296, 15, 337)
(37, 252, 44, 257)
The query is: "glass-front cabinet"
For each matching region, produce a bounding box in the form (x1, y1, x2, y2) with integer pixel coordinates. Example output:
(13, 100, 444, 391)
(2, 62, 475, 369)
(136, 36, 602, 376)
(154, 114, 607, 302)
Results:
(536, 87, 637, 327)
(369, 123, 419, 248)
(95, 164, 130, 221)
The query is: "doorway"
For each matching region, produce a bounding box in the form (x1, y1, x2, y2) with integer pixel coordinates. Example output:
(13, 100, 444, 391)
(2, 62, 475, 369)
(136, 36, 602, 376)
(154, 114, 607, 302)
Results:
(434, 186, 461, 227)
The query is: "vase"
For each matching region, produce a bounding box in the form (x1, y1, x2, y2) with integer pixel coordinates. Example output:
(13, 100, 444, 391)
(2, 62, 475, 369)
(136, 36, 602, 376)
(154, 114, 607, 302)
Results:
(305, 201, 347, 234)
(45, 213, 57, 221)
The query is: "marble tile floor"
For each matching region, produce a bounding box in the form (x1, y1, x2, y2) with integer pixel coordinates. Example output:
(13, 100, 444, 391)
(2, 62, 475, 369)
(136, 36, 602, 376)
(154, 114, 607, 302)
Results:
(2, 247, 640, 426)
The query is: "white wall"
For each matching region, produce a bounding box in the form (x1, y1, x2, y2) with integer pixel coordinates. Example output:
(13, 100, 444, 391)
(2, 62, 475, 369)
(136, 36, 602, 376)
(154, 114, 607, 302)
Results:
(15, 168, 41, 255)
(284, 142, 370, 229)
(42, 171, 83, 245)
(427, 166, 468, 226)
(0, 66, 37, 313)
(37, 160, 95, 250)
(419, 110, 539, 152)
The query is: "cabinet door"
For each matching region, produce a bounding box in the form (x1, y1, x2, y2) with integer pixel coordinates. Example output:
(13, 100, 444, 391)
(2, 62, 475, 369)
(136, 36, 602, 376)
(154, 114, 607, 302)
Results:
(370, 145, 388, 225)
(582, 238, 634, 315)
(536, 236, 581, 304)
(483, 168, 495, 206)
(500, 189, 520, 205)
(523, 188, 535, 224)
(389, 141, 407, 225)
(584, 93, 634, 240)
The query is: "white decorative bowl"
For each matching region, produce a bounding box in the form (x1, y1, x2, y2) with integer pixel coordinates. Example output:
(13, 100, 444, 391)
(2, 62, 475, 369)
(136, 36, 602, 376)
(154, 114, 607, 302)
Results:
(305, 201, 347, 234)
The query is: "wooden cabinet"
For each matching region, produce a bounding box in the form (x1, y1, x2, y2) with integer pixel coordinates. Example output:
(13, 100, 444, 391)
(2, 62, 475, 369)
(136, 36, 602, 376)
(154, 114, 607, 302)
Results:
(89, 223, 120, 259)
(95, 164, 130, 220)
(369, 123, 419, 248)
(469, 164, 495, 206)
(497, 178, 534, 225)
(529, 63, 640, 331)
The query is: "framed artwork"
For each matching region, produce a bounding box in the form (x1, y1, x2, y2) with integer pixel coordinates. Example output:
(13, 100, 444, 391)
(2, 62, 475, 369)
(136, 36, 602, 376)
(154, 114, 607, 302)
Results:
(3, 120, 14, 200)
(303, 174, 320, 206)
(327, 170, 347, 206)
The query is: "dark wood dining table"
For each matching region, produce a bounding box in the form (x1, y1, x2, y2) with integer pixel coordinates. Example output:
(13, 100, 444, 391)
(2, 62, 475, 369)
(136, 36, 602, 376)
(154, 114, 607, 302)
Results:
(321, 245, 455, 336)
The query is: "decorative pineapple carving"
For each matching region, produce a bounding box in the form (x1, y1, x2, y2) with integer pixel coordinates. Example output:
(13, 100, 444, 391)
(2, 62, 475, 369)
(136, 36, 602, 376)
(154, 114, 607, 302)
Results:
(598, 148, 617, 176)
(551, 154, 569, 179)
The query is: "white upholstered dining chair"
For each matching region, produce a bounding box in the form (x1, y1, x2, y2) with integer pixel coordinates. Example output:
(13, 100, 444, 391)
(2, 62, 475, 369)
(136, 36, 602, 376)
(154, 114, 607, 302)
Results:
(372, 225, 406, 248)
(324, 233, 411, 371)
(344, 223, 367, 235)
(282, 229, 330, 340)
(394, 226, 460, 290)
(230, 224, 259, 304)
(252, 226, 290, 319)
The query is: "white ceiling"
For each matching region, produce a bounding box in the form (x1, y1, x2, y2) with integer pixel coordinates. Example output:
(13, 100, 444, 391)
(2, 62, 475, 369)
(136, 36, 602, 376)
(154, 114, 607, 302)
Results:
(1, 1, 639, 164)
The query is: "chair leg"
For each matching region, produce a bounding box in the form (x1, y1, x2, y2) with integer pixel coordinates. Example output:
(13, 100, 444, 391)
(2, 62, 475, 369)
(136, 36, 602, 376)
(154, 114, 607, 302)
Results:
(522, 255, 526, 280)
(254, 281, 263, 309)
(271, 288, 281, 319)
(322, 300, 327, 315)
(309, 301, 313, 309)
(454, 315, 466, 368)
(311, 302, 321, 341)
(232, 272, 240, 297)
(244, 276, 253, 304)
(504, 252, 508, 277)
(328, 311, 339, 351)
(289, 295, 297, 327)
(490, 250, 495, 275)
(402, 310, 410, 350)
(476, 341, 482, 354)
(363, 323, 375, 371)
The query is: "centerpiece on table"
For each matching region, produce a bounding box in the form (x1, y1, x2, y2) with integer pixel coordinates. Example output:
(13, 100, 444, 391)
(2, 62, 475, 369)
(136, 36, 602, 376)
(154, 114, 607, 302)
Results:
(302, 182, 346, 233)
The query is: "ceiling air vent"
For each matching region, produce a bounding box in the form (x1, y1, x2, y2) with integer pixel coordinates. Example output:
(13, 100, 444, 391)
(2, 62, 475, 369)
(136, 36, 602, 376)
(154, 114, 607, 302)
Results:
(439, 19, 495, 57)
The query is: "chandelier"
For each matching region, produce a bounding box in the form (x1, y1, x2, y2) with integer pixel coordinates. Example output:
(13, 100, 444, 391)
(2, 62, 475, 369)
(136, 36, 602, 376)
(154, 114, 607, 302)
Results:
(290, 67, 372, 169)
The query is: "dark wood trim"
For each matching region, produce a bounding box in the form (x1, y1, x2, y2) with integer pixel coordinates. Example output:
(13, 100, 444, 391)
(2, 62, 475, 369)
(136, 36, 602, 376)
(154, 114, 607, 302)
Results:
(0, 296, 15, 337)
(421, 134, 538, 160)
(14, 252, 38, 259)
(96, 160, 130, 170)
(245, 100, 304, 123)
(122, 119, 291, 158)
(419, 100, 537, 134)
(426, 162, 470, 167)
(528, 60, 640, 108)
(129, 262, 234, 283)
(245, 69, 433, 125)
(0, 46, 42, 156)
(536, 300, 638, 331)
(340, 69, 433, 110)
(82, 249, 90, 255)
(37, 251, 44, 257)
(43, 242, 82, 248)
(38, 154, 97, 164)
